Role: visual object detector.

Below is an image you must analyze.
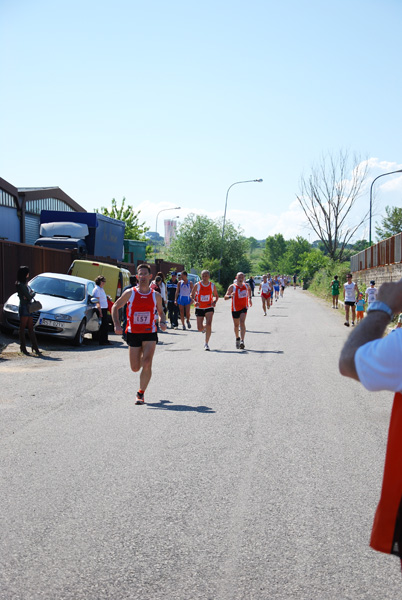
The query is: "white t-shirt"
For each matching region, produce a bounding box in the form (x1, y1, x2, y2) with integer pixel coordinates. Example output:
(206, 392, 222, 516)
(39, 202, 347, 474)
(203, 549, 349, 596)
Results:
(365, 287, 378, 304)
(344, 281, 357, 302)
(355, 329, 402, 392)
(93, 285, 108, 309)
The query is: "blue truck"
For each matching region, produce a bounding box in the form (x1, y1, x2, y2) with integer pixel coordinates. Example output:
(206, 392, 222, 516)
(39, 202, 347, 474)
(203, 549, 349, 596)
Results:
(34, 211, 126, 261)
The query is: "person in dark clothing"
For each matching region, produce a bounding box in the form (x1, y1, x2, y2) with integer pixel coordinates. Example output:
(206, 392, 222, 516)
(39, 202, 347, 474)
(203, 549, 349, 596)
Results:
(248, 276, 255, 296)
(16, 265, 41, 355)
(121, 275, 138, 341)
(166, 271, 180, 329)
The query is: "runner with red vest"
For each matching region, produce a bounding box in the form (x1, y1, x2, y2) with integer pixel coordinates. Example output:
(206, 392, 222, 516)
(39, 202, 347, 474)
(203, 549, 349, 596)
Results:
(111, 264, 167, 404)
(191, 270, 218, 351)
(224, 272, 252, 350)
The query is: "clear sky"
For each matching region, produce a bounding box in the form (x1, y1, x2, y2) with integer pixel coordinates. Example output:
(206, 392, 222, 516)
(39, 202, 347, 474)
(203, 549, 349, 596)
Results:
(1, 0, 402, 240)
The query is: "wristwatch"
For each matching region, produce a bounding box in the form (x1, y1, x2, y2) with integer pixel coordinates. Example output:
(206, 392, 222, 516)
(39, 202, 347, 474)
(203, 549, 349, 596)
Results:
(366, 301, 393, 320)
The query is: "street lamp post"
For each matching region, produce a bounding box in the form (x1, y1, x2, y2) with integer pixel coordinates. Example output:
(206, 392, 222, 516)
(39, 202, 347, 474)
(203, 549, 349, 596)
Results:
(218, 179, 263, 282)
(369, 170, 402, 245)
(154, 206, 181, 258)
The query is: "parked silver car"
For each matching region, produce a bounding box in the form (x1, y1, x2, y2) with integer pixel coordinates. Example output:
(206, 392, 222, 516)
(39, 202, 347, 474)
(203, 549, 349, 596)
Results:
(2, 272, 100, 346)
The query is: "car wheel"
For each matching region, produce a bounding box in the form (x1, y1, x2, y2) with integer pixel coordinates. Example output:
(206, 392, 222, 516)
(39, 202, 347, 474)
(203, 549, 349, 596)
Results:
(73, 318, 86, 346)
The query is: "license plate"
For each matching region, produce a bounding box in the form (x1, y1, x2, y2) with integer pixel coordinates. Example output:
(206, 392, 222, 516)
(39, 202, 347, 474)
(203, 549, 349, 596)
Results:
(40, 318, 66, 328)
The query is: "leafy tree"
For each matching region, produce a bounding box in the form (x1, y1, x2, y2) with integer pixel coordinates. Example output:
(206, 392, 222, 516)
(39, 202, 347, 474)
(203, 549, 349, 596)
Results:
(167, 213, 249, 287)
(96, 197, 149, 240)
(259, 233, 287, 272)
(296, 149, 369, 261)
(297, 249, 329, 281)
(281, 236, 311, 273)
(375, 206, 402, 241)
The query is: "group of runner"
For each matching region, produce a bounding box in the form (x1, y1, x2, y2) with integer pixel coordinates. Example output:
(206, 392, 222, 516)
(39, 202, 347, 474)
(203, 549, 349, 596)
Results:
(111, 265, 291, 404)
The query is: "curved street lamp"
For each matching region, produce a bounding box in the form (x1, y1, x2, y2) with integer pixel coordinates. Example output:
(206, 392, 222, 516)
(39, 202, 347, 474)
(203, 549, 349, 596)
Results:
(369, 170, 402, 245)
(218, 179, 263, 282)
(155, 206, 181, 234)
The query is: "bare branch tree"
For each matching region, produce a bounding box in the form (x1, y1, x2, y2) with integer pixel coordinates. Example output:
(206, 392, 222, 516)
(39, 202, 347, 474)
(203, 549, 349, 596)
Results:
(296, 150, 369, 261)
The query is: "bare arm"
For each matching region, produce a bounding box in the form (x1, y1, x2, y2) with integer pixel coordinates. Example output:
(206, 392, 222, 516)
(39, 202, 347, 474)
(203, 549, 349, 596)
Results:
(224, 285, 234, 300)
(156, 293, 167, 331)
(174, 281, 181, 303)
(111, 288, 132, 333)
(247, 284, 252, 306)
(212, 283, 218, 305)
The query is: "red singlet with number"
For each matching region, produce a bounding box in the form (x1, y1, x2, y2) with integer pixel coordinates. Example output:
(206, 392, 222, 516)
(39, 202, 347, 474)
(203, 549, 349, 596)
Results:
(196, 282, 215, 309)
(231, 284, 249, 312)
(126, 288, 157, 334)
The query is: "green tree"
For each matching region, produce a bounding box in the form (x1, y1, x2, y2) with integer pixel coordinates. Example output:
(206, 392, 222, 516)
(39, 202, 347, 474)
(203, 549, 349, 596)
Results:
(96, 197, 149, 240)
(259, 233, 287, 272)
(297, 249, 329, 281)
(281, 236, 310, 273)
(375, 206, 402, 241)
(247, 236, 259, 256)
(167, 213, 249, 287)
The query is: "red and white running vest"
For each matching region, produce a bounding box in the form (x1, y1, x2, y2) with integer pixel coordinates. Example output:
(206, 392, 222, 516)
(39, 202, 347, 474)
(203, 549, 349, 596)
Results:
(231, 283, 248, 312)
(126, 288, 157, 334)
(196, 282, 214, 309)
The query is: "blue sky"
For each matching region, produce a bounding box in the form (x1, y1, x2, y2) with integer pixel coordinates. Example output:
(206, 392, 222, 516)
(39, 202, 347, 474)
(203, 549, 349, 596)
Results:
(1, 0, 402, 240)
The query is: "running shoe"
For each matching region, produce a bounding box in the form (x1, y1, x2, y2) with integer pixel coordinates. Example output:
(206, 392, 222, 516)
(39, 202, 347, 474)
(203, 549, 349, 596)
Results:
(264, 312, 267, 316)
(182, 324, 186, 330)
(344, 322, 350, 327)
(135, 391, 145, 405)
(187, 320, 191, 329)
(236, 337, 240, 349)
(239, 340, 245, 350)
(351, 321, 355, 326)
(204, 343, 210, 351)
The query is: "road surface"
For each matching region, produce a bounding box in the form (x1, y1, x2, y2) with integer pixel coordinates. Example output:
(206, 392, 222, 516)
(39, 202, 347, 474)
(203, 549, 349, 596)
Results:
(1, 288, 401, 599)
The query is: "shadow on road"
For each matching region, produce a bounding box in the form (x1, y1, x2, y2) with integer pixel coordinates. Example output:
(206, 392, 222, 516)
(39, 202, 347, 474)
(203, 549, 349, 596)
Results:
(213, 349, 284, 355)
(146, 400, 215, 413)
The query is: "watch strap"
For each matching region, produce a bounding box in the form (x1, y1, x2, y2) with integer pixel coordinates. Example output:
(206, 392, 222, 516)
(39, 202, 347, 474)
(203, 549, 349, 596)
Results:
(366, 301, 393, 319)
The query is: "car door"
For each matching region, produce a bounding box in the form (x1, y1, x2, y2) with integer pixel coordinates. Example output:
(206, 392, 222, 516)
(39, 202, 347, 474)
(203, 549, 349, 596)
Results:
(85, 281, 100, 332)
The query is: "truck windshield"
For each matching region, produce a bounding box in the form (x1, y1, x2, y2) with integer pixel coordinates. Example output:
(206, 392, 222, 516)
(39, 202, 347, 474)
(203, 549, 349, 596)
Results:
(30, 277, 85, 301)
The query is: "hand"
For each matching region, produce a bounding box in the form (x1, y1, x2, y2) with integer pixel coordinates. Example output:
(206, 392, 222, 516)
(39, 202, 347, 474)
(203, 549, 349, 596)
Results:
(114, 324, 123, 335)
(160, 321, 167, 332)
(377, 279, 402, 314)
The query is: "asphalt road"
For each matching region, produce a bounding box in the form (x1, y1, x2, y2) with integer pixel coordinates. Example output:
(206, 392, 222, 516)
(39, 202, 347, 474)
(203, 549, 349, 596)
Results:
(1, 288, 401, 599)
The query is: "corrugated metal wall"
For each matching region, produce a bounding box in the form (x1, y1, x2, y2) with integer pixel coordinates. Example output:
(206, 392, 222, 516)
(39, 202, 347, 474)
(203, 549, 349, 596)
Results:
(24, 214, 40, 245)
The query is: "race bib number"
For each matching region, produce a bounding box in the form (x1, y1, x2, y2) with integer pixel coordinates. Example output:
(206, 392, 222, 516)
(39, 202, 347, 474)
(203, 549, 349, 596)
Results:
(134, 311, 151, 324)
(200, 294, 210, 302)
(238, 290, 247, 298)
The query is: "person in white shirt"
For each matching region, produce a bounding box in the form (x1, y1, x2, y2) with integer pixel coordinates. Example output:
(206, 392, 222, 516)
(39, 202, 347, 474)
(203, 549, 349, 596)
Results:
(93, 275, 112, 345)
(339, 278, 402, 569)
(343, 274, 359, 327)
(365, 280, 378, 306)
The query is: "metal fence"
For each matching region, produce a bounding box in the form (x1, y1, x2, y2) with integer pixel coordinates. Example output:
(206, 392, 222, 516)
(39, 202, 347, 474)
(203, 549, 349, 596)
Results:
(350, 234, 402, 273)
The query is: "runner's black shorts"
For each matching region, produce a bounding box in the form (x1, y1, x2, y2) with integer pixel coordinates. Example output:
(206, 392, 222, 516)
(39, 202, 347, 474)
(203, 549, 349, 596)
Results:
(344, 301, 356, 306)
(126, 332, 158, 347)
(195, 307, 214, 317)
(232, 307, 248, 319)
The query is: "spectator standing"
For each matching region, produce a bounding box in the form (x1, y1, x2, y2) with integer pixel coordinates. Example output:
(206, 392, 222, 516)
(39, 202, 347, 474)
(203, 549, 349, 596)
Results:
(248, 276, 255, 296)
(166, 271, 180, 329)
(365, 280, 378, 307)
(343, 274, 359, 327)
(93, 275, 112, 345)
(15, 266, 41, 355)
(331, 275, 340, 309)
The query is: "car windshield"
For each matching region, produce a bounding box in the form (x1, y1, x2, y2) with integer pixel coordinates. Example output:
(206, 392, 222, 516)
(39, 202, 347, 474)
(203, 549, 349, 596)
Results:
(30, 276, 85, 301)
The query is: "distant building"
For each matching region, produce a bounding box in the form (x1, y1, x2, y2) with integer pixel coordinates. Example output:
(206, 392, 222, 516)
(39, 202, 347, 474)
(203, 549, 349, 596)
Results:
(164, 219, 177, 246)
(0, 177, 85, 244)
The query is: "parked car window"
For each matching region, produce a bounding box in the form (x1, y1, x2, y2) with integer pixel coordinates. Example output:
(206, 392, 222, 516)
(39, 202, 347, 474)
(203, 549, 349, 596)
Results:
(31, 276, 85, 301)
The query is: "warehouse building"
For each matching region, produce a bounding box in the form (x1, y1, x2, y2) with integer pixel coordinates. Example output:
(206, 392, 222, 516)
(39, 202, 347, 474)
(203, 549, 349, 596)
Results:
(0, 177, 85, 245)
